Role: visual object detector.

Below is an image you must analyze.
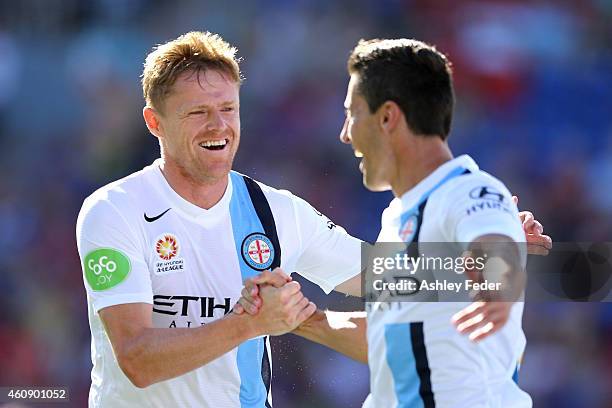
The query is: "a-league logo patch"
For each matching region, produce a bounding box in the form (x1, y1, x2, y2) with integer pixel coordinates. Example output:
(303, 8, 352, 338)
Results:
(154, 233, 185, 275)
(156, 233, 180, 260)
(399, 214, 419, 243)
(241, 233, 275, 271)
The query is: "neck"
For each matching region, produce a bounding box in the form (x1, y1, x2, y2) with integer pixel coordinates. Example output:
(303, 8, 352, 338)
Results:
(159, 157, 228, 210)
(390, 137, 453, 198)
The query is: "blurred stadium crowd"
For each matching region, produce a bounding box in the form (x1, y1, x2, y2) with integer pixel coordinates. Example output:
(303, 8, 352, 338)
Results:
(0, 0, 611, 406)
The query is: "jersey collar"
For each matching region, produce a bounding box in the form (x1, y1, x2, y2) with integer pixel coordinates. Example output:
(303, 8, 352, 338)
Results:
(394, 154, 479, 215)
(149, 158, 233, 223)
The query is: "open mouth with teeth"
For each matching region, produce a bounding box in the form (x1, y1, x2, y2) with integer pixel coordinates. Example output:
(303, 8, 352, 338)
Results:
(199, 139, 229, 151)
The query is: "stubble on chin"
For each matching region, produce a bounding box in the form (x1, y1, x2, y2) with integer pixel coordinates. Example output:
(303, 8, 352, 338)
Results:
(192, 153, 236, 185)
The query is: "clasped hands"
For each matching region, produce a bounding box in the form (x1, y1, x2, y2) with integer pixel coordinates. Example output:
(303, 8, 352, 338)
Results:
(233, 269, 315, 336)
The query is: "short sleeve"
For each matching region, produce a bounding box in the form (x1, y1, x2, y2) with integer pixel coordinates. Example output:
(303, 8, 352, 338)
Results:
(289, 194, 362, 294)
(76, 198, 153, 313)
(441, 175, 525, 246)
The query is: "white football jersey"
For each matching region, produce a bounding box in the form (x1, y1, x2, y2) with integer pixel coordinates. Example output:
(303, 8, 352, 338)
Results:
(76, 159, 361, 408)
(364, 155, 532, 408)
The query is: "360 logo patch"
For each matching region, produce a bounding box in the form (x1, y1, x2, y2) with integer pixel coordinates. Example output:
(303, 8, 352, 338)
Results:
(241, 233, 275, 271)
(84, 248, 131, 291)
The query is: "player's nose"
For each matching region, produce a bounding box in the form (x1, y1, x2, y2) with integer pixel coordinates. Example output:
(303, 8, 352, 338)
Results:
(206, 110, 227, 132)
(339, 117, 351, 144)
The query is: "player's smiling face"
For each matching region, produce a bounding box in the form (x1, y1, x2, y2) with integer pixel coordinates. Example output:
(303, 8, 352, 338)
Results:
(340, 74, 393, 191)
(157, 69, 240, 184)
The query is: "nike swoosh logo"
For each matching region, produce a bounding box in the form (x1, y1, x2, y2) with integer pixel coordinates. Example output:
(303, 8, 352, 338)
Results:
(144, 208, 171, 222)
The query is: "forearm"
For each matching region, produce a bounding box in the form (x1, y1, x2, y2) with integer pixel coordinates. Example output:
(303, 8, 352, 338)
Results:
(292, 309, 368, 364)
(334, 273, 363, 297)
(118, 312, 257, 387)
(469, 235, 525, 301)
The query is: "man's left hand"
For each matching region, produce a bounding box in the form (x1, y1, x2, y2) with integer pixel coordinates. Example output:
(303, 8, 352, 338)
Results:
(515, 196, 552, 256)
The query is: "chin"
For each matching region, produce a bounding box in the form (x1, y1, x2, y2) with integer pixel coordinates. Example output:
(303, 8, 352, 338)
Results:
(363, 174, 391, 192)
(201, 166, 232, 183)
(182, 160, 227, 185)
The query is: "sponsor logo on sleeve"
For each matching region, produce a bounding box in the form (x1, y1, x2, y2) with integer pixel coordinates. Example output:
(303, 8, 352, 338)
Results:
(310, 205, 337, 230)
(466, 186, 511, 216)
(469, 186, 506, 202)
(241, 233, 275, 271)
(154, 233, 185, 275)
(84, 248, 131, 291)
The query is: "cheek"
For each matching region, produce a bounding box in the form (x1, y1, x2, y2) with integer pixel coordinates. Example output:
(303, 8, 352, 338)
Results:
(353, 120, 371, 146)
(229, 116, 240, 132)
(179, 122, 203, 143)
(229, 119, 240, 143)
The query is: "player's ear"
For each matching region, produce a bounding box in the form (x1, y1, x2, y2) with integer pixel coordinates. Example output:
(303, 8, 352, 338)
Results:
(143, 106, 164, 139)
(378, 101, 401, 134)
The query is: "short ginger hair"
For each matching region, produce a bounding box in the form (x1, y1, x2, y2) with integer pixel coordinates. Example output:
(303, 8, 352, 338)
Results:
(141, 31, 242, 111)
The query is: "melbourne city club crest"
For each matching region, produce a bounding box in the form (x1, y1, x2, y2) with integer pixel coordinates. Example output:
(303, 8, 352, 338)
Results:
(399, 214, 419, 243)
(241, 233, 275, 271)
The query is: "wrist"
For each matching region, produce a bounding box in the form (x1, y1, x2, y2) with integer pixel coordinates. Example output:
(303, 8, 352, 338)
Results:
(228, 311, 261, 340)
(292, 309, 326, 337)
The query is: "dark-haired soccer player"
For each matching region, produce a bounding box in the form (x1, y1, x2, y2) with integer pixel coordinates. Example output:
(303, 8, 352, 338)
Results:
(239, 39, 551, 407)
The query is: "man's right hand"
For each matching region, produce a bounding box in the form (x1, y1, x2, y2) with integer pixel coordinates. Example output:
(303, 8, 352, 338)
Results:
(234, 268, 292, 315)
(237, 268, 316, 336)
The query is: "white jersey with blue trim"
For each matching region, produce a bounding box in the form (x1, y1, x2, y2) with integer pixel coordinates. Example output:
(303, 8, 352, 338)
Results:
(363, 155, 532, 408)
(76, 159, 361, 408)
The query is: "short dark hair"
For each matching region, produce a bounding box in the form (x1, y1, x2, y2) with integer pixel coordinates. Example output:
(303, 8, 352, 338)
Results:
(347, 39, 454, 139)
